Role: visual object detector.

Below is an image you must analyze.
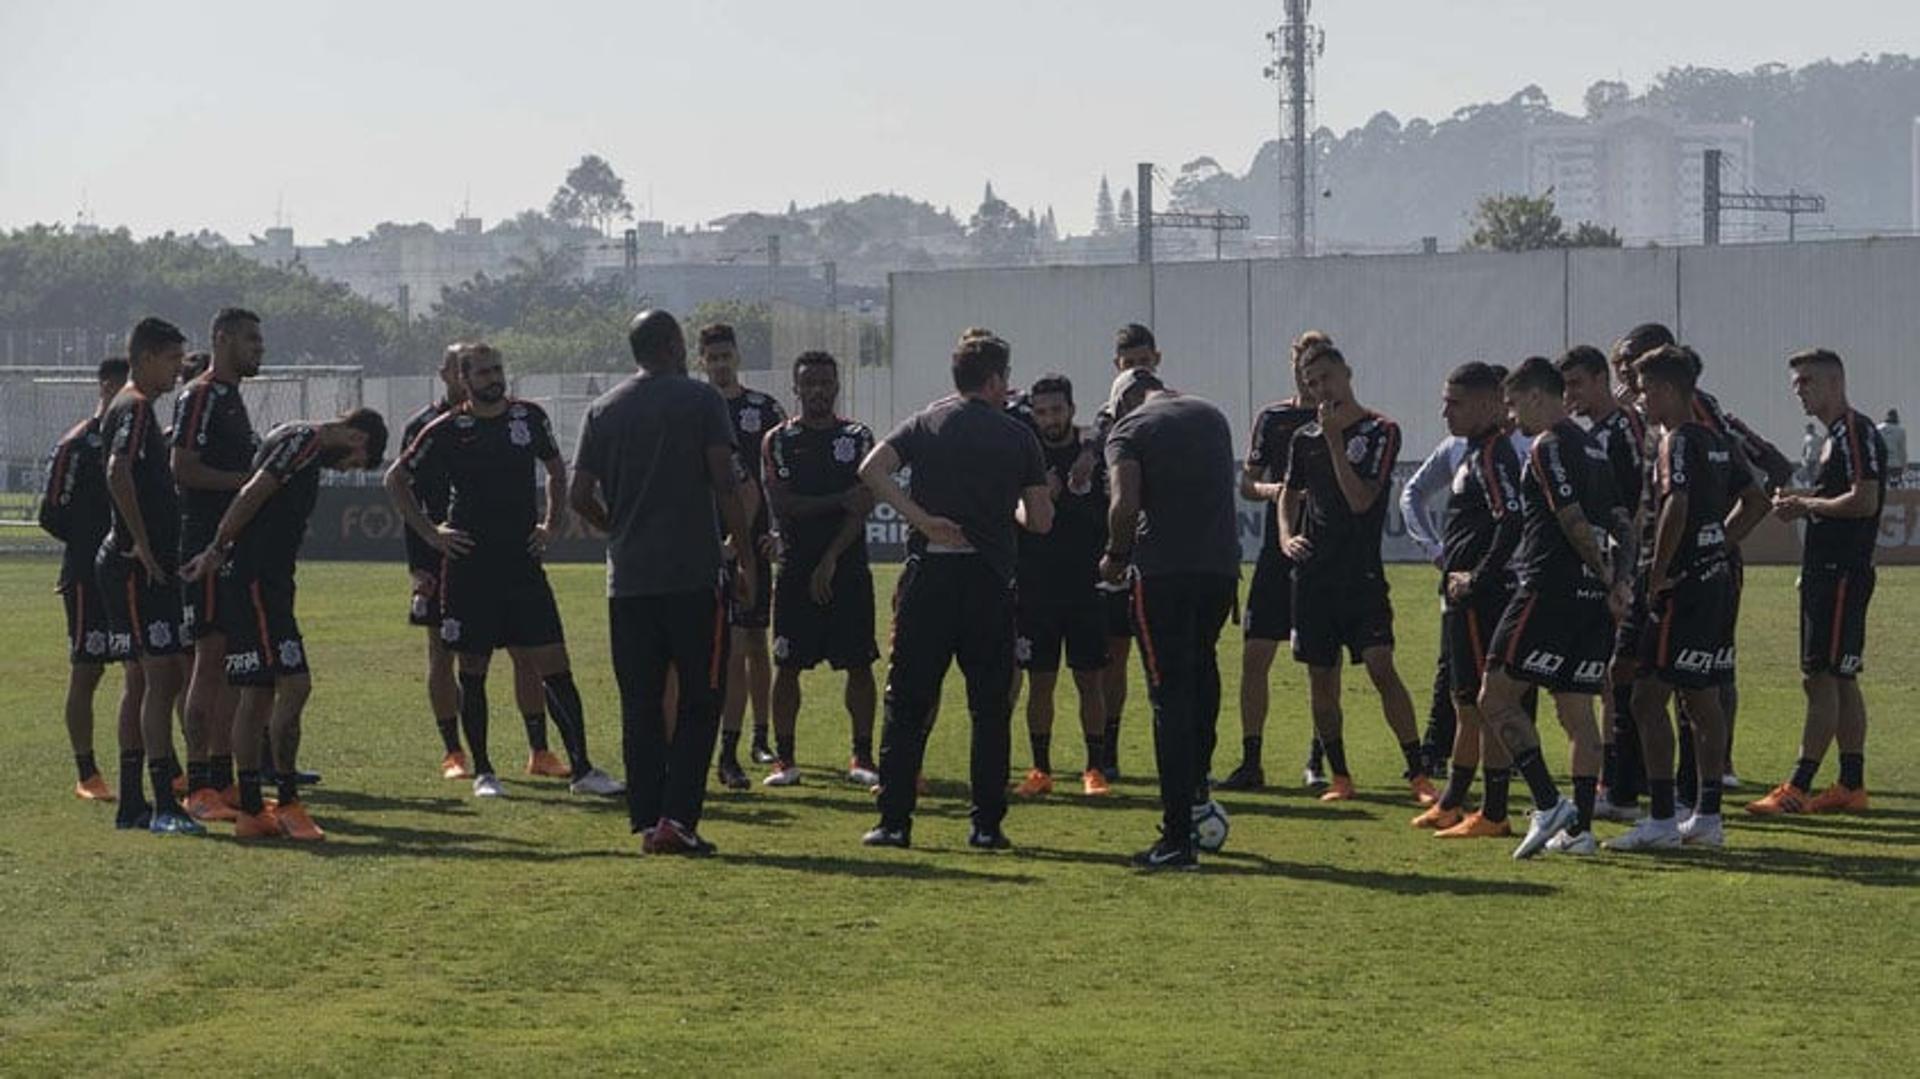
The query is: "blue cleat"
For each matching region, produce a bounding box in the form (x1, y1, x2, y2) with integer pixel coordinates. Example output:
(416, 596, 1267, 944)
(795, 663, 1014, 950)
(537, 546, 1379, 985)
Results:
(148, 810, 207, 837)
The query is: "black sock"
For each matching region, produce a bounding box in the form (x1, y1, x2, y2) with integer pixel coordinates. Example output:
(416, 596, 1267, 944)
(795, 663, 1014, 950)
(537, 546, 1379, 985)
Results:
(776, 728, 797, 767)
(148, 757, 179, 813)
(522, 712, 550, 753)
(1510, 747, 1560, 811)
(117, 749, 148, 812)
(853, 735, 874, 765)
(278, 773, 299, 806)
(1483, 768, 1511, 823)
(1030, 732, 1052, 774)
(752, 723, 771, 748)
(436, 716, 462, 754)
(1085, 732, 1106, 772)
(1306, 735, 1325, 771)
(1399, 739, 1426, 779)
(75, 752, 98, 782)
(1789, 757, 1819, 793)
(238, 769, 266, 815)
(542, 671, 592, 777)
(1601, 739, 1621, 795)
(1839, 752, 1864, 790)
(1698, 774, 1723, 816)
(1242, 735, 1263, 766)
(458, 672, 494, 776)
(1439, 764, 1476, 810)
(1570, 776, 1597, 835)
(211, 753, 234, 790)
(1104, 716, 1121, 767)
(187, 759, 212, 793)
(1649, 778, 1676, 820)
(1321, 738, 1349, 777)
(720, 727, 743, 764)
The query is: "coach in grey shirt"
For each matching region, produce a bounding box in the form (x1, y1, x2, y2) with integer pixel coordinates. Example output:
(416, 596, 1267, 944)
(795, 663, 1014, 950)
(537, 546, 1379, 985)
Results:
(570, 309, 754, 856)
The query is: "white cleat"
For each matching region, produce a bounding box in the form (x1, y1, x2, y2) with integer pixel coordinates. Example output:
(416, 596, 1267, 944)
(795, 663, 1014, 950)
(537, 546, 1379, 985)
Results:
(1593, 792, 1644, 823)
(1544, 829, 1597, 856)
(1513, 797, 1578, 860)
(569, 767, 625, 796)
(1604, 816, 1683, 851)
(763, 763, 802, 787)
(1720, 772, 1742, 790)
(1678, 812, 1725, 848)
(846, 763, 881, 787)
(472, 773, 506, 798)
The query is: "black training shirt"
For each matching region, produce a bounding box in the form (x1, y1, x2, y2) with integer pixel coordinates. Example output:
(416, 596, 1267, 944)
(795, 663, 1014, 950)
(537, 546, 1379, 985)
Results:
(101, 387, 180, 571)
(235, 423, 326, 579)
(399, 399, 560, 559)
(1440, 427, 1524, 599)
(399, 399, 455, 572)
(1105, 394, 1240, 579)
(1017, 431, 1108, 597)
(1515, 417, 1616, 594)
(1653, 420, 1751, 585)
(1247, 399, 1317, 555)
(171, 373, 258, 553)
(884, 395, 1046, 583)
(1283, 410, 1402, 584)
(40, 416, 111, 590)
(1804, 409, 1886, 572)
(764, 416, 875, 573)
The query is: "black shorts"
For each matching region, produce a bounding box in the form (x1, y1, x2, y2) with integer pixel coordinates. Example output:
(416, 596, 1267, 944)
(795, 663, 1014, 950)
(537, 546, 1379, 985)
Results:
(1099, 583, 1133, 640)
(62, 579, 115, 665)
(731, 551, 772, 630)
(772, 559, 878, 671)
(1243, 550, 1295, 642)
(408, 559, 442, 628)
(1487, 586, 1610, 694)
(1290, 572, 1395, 668)
(1800, 565, 1874, 677)
(1639, 570, 1736, 689)
(437, 555, 565, 655)
(96, 550, 185, 659)
(1443, 587, 1512, 695)
(1015, 589, 1107, 673)
(223, 571, 308, 687)
(1613, 574, 1648, 661)
(179, 567, 229, 646)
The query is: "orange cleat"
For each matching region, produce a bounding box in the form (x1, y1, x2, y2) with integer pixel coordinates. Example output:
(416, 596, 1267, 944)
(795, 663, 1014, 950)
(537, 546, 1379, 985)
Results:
(1318, 775, 1356, 802)
(184, 788, 239, 822)
(1014, 768, 1053, 798)
(73, 773, 115, 802)
(1806, 783, 1869, 814)
(275, 802, 326, 841)
(440, 750, 473, 780)
(526, 750, 570, 778)
(1410, 775, 1440, 807)
(1411, 804, 1463, 830)
(234, 805, 282, 839)
(216, 785, 241, 810)
(1435, 810, 1512, 839)
(1081, 768, 1112, 797)
(1744, 782, 1811, 816)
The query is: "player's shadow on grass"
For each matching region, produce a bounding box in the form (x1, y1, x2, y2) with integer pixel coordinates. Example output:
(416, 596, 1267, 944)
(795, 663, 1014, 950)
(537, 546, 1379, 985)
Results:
(1013, 844, 1557, 895)
(1213, 798, 1375, 822)
(306, 789, 469, 814)
(1734, 814, 1920, 847)
(1595, 843, 1917, 888)
(743, 789, 974, 820)
(729, 850, 1039, 884)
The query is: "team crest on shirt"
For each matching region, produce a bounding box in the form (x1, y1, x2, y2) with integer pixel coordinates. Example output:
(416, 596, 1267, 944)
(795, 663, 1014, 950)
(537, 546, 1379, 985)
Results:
(83, 630, 107, 656)
(773, 636, 791, 660)
(1015, 636, 1033, 663)
(279, 639, 305, 669)
(148, 621, 173, 649)
(1346, 435, 1370, 463)
(508, 420, 532, 446)
(740, 407, 764, 435)
(440, 618, 462, 643)
(227, 650, 262, 676)
(832, 435, 858, 463)
(455, 415, 475, 429)
(411, 593, 429, 619)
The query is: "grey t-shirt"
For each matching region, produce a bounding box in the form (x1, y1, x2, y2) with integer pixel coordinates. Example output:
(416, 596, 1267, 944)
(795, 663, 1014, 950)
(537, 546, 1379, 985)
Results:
(884, 395, 1046, 582)
(573, 371, 735, 598)
(1104, 393, 1240, 578)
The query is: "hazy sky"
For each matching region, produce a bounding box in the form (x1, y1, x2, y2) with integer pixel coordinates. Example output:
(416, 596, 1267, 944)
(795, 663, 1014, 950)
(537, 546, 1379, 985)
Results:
(2, 0, 1910, 242)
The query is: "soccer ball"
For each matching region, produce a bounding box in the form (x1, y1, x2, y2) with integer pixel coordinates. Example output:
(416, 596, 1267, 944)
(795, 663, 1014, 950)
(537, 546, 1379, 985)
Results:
(1191, 799, 1230, 853)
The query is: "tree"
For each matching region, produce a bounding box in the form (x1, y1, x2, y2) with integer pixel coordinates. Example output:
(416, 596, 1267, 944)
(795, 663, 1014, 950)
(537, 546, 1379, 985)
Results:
(1117, 188, 1135, 230)
(1094, 176, 1116, 235)
(1465, 191, 1564, 251)
(547, 154, 634, 237)
(687, 299, 772, 370)
(1583, 79, 1630, 118)
(967, 185, 1037, 265)
(1565, 221, 1624, 247)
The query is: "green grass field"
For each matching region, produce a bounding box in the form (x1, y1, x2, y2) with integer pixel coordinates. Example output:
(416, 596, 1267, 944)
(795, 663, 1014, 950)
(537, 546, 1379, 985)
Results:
(0, 557, 1915, 1075)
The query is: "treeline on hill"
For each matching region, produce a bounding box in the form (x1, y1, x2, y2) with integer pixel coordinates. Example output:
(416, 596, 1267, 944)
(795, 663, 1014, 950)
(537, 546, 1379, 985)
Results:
(0, 226, 760, 375)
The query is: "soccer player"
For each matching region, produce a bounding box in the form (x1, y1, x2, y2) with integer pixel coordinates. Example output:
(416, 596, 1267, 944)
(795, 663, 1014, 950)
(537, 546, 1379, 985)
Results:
(858, 331, 1051, 850)
(1559, 344, 1650, 822)
(1606, 347, 1767, 850)
(1479, 357, 1635, 859)
(170, 308, 262, 821)
(1410, 364, 1524, 838)
(399, 345, 561, 782)
(1746, 348, 1884, 816)
(697, 323, 786, 779)
(1278, 346, 1435, 804)
(570, 310, 755, 856)
(761, 350, 881, 787)
(181, 409, 388, 839)
(1009, 373, 1112, 799)
(1091, 322, 1162, 781)
(96, 317, 194, 834)
(387, 342, 622, 800)
(1220, 331, 1323, 791)
(40, 357, 131, 801)
(1101, 369, 1239, 870)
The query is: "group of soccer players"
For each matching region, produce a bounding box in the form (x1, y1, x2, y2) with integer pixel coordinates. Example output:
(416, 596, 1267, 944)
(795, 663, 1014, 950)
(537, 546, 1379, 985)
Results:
(41, 305, 1884, 865)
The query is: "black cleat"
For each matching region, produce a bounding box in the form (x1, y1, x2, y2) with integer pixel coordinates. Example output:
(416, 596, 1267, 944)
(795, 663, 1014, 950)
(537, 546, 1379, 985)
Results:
(716, 758, 750, 791)
(114, 806, 153, 831)
(967, 827, 1012, 850)
(1130, 840, 1198, 872)
(646, 818, 717, 856)
(861, 824, 911, 848)
(749, 739, 777, 765)
(1216, 760, 1266, 791)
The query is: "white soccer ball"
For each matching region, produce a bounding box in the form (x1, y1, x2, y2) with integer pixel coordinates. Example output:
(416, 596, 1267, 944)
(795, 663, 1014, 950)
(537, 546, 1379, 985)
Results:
(1192, 799, 1230, 853)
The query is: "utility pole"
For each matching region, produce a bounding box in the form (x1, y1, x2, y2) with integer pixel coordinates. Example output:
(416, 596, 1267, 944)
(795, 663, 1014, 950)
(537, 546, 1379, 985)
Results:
(1135, 162, 1250, 261)
(1702, 148, 1824, 245)
(1264, 0, 1322, 258)
(1137, 161, 1154, 264)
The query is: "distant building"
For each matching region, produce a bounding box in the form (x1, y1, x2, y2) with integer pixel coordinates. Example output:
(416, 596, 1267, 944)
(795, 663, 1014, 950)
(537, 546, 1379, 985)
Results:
(1524, 107, 1756, 245)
